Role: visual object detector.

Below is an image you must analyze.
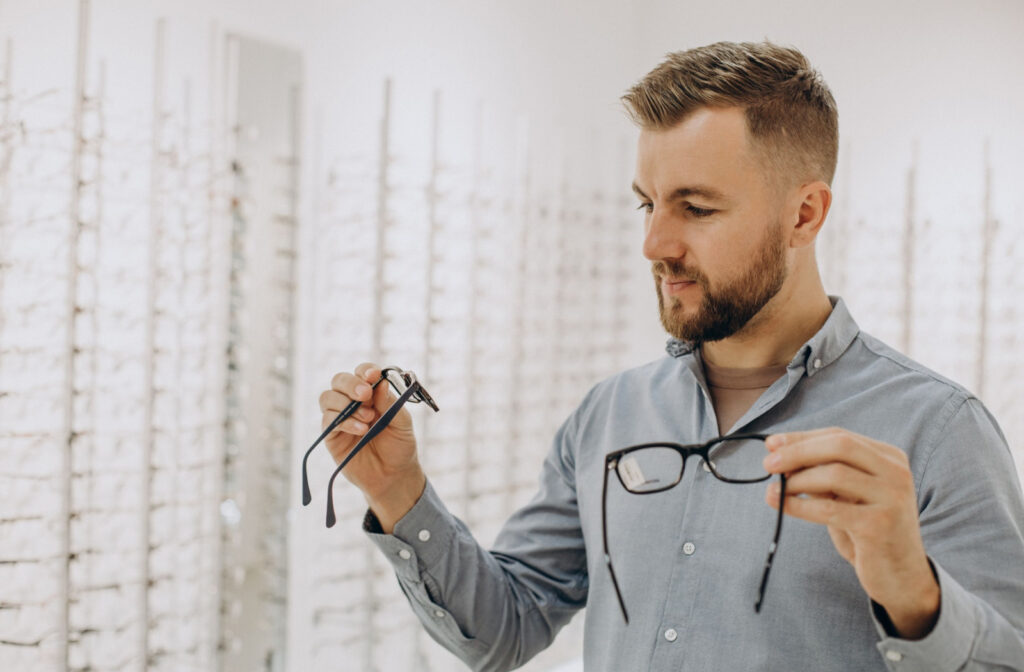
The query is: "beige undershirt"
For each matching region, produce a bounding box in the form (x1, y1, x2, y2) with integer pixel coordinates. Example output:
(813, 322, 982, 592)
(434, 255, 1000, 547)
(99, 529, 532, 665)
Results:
(701, 353, 789, 435)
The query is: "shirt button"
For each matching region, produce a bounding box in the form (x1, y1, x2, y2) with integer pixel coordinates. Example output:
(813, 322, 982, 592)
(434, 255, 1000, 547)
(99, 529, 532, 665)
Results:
(664, 628, 678, 642)
(682, 542, 696, 555)
(813, 358, 822, 369)
(398, 549, 412, 560)
(433, 609, 445, 618)
(885, 650, 903, 662)
(418, 529, 431, 542)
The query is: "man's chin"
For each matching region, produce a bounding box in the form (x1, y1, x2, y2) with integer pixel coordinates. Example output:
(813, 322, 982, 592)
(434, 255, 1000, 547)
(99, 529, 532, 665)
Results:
(660, 312, 700, 342)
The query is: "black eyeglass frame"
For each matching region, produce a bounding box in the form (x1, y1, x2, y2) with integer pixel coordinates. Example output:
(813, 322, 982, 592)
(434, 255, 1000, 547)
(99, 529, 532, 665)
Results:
(601, 432, 786, 624)
(300, 366, 439, 528)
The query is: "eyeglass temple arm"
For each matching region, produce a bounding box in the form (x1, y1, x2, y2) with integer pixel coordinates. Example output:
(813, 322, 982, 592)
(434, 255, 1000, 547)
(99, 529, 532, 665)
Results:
(602, 459, 630, 624)
(324, 382, 422, 528)
(302, 398, 361, 506)
(754, 472, 786, 613)
(301, 372, 401, 506)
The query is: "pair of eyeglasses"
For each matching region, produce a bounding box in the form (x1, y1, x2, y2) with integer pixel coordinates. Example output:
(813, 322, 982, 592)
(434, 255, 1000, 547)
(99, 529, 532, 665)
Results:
(601, 432, 786, 623)
(301, 366, 439, 528)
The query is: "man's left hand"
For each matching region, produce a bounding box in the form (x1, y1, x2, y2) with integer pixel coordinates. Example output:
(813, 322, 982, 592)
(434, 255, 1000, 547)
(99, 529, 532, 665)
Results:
(763, 427, 941, 640)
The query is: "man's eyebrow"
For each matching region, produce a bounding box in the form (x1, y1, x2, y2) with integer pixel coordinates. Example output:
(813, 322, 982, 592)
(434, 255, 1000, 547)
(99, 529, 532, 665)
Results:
(631, 182, 728, 203)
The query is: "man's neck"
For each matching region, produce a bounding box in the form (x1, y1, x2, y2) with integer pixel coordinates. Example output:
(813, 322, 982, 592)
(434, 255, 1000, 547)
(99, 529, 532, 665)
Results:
(700, 286, 834, 369)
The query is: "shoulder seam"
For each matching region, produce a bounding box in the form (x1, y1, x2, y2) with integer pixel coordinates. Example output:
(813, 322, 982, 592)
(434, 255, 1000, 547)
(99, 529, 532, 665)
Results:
(853, 334, 977, 500)
(856, 334, 971, 397)
(917, 393, 974, 501)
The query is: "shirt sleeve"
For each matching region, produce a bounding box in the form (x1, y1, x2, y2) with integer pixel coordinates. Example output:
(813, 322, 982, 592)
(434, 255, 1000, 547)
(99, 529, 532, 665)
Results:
(869, 395, 1024, 671)
(362, 405, 589, 672)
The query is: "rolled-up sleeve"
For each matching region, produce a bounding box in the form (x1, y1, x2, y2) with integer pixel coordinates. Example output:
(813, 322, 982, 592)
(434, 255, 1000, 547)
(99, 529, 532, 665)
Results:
(363, 406, 589, 672)
(870, 396, 1024, 671)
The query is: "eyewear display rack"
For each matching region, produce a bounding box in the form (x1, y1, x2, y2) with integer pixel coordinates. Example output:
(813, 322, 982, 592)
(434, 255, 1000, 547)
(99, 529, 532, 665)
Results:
(0, 7, 232, 672)
(218, 33, 301, 672)
(820, 140, 1016, 413)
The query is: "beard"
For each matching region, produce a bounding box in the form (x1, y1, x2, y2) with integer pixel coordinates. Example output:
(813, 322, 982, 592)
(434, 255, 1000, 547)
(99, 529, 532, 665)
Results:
(653, 220, 788, 344)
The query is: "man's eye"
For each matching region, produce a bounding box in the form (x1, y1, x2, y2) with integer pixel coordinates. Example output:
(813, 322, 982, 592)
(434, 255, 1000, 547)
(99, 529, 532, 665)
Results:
(636, 202, 653, 214)
(687, 205, 716, 217)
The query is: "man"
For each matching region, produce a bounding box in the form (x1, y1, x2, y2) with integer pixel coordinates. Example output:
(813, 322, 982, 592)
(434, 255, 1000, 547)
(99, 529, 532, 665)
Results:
(318, 41, 1024, 670)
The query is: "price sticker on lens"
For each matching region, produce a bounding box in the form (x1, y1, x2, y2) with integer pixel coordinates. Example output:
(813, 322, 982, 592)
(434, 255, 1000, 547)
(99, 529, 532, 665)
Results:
(619, 456, 649, 491)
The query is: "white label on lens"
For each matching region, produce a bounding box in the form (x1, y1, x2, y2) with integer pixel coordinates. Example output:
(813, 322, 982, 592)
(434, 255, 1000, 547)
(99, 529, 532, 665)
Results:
(619, 456, 647, 490)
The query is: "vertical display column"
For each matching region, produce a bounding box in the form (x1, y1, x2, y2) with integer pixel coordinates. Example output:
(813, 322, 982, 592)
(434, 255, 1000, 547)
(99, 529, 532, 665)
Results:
(219, 34, 301, 672)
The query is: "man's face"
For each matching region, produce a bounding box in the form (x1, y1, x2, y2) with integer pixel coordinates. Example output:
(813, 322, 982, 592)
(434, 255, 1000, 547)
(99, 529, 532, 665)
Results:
(633, 107, 789, 345)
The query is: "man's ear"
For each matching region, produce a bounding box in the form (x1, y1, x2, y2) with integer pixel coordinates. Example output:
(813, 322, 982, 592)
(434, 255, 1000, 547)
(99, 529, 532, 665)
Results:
(790, 181, 832, 249)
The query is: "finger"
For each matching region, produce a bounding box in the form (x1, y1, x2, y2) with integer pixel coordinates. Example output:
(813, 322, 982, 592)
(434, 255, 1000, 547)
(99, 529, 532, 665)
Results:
(319, 389, 376, 420)
(329, 371, 374, 404)
(768, 428, 907, 467)
(827, 526, 855, 563)
(321, 411, 370, 436)
(765, 427, 841, 451)
(765, 484, 860, 527)
(764, 431, 881, 477)
(356, 362, 383, 385)
(319, 389, 375, 421)
(774, 462, 878, 504)
(371, 373, 400, 414)
(354, 362, 384, 403)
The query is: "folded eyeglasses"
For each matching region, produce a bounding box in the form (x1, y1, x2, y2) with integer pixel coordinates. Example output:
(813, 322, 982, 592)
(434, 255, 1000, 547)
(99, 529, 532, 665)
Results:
(301, 366, 438, 528)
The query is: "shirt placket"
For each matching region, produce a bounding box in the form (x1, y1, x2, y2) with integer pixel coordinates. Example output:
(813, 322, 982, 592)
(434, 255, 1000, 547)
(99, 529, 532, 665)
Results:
(648, 362, 721, 669)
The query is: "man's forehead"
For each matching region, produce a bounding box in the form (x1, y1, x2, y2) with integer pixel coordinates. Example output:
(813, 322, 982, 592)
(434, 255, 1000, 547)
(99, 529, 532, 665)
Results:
(633, 108, 757, 202)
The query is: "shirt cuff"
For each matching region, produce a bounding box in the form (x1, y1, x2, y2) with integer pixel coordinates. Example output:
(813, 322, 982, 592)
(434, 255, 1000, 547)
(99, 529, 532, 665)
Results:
(870, 558, 978, 671)
(362, 479, 459, 584)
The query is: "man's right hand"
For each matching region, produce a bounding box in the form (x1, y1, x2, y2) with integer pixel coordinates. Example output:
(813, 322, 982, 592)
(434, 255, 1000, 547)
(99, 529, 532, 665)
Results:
(318, 362, 426, 533)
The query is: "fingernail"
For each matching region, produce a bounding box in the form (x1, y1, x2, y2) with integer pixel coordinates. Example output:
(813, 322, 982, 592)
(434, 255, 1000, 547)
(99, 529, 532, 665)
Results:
(353, 421, 367, 432)
(356, 384, 371, 399)
(767, 435, 785, 449)
(763, 453, 781, 469)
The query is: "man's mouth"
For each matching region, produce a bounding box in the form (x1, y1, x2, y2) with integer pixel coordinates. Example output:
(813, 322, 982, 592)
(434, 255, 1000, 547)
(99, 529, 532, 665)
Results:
(661, 277, 697, 294)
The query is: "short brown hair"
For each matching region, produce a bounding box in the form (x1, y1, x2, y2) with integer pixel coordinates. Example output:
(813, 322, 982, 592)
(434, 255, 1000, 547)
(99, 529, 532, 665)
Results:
(622, 41, 839, 188)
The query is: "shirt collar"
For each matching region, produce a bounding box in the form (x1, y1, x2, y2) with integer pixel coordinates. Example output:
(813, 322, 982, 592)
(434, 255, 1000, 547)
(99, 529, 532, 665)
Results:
(665, 295, 860, 377)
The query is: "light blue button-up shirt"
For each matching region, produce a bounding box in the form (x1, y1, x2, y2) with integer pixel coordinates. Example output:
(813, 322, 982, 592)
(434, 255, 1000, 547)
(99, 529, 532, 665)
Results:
(365, 296, 1024, 671)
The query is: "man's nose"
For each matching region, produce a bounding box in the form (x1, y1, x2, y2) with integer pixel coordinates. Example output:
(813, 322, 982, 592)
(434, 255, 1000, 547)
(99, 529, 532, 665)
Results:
(642, 208, 686, 261)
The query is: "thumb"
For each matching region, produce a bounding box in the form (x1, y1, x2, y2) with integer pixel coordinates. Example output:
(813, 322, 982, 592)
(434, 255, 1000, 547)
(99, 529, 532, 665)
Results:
(371, 372, 399, 413)
(365, 368, 410, 427)
(359, 367, 392, 413)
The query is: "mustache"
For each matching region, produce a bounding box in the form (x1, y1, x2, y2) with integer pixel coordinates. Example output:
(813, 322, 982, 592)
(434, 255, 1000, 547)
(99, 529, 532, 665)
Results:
(652, 260, 704, 283)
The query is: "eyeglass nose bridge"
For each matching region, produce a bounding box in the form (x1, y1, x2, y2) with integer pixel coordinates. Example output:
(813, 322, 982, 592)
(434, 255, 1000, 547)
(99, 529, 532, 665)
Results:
(384, 368, 439, 411)
(379, 366, 406, 388)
